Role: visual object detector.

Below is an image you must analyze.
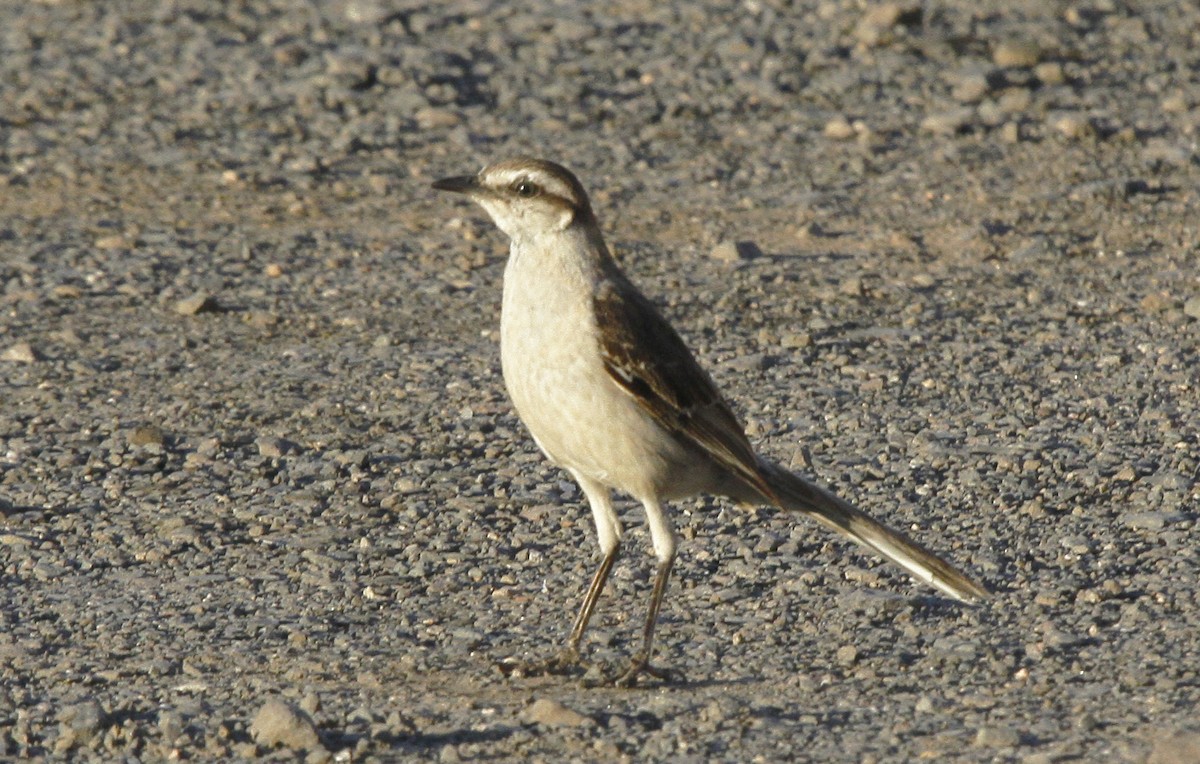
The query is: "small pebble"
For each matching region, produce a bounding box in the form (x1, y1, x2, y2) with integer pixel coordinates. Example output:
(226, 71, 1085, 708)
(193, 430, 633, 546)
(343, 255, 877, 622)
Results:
(710, 240, 762, 262)
(974, 725, 1021, 747)
(1121, 511, 1179, 531)
(780, 331, 812, 349)
(854, 3, 920, 46)
(2, 341, 39, 363)
(523, 698, 592, 728)
(1161, 92, 1189, 114)
(1139, 291, 1174, 313)
(175, 292, 218, 315)
(920, 108, 973, 135)
(300, 693, 320, 715)
(341, 0, 389, 25)
(250, 699, 322, 751)
(1052, 114, 1093, 139)
(951, 73, 990, 103)
(95, 234, 131, 250)
(256, 436, 294, 458)
(55, 700, 105, 752)
(416, 107, 461, 130)
(1034, 61, 1066, 85)
(158, 710, 184, 742)
(997, 88, 1032, 114)
(130, 425, 166, 447)
(993, 41, 1041, 68)
(823, 116, 857, 140)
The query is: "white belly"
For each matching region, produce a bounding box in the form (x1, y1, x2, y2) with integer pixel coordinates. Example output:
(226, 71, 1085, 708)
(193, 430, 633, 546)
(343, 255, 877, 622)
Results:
(499, 241, 707, 500)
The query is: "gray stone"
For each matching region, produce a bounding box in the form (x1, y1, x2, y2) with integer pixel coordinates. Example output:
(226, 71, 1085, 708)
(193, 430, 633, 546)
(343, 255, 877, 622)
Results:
(975, 725, 1021, 747)
(54, 700, 105, 752)
(256, 436, 296, 458)
(159, 710, 184, 742)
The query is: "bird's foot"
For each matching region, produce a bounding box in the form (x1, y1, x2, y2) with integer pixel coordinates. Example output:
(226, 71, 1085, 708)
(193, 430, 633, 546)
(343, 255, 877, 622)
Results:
(611, 651, 682, 688)
(497, 647, 582, 678)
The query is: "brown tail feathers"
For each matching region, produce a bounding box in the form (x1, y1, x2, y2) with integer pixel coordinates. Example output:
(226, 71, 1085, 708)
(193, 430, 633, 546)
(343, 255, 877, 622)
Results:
(757, 461, 989, 602)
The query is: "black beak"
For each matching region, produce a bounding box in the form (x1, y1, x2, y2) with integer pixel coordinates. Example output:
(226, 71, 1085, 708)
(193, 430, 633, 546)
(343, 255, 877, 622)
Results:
(431, 175, 479, 194)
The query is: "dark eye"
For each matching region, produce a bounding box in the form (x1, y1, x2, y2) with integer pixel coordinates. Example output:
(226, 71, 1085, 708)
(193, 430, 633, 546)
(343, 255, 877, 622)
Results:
(513, 180, 540, 198)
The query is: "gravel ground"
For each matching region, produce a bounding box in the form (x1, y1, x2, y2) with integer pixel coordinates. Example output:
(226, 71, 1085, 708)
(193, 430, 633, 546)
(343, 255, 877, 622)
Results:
(2, 0, 1199, 761)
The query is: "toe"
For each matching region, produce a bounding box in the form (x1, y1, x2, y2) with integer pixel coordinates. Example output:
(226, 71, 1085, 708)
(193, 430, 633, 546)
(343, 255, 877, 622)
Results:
(613, 655, 681, 687)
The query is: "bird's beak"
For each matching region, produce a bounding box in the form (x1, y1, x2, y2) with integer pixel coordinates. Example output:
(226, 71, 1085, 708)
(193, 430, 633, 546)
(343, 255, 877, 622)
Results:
(431, 175, 479, 194)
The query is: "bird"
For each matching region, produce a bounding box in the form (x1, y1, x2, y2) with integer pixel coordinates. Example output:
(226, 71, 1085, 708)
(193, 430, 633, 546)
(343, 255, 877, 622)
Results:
(432, 157, 988, 686)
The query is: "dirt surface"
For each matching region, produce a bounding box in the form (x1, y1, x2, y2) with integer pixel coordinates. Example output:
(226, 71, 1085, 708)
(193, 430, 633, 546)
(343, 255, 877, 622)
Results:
(2, 1, 1199, 761)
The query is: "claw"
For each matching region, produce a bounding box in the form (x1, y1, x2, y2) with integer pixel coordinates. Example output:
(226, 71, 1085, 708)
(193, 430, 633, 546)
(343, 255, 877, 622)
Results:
(613, 652, 682, 687)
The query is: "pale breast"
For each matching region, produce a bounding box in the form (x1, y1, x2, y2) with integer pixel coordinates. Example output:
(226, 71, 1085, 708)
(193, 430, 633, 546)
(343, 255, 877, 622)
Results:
(498, 238, 722, 499)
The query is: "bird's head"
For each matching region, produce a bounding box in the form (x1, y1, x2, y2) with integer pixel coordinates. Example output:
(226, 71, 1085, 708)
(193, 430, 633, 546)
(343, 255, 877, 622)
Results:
(432, 158, 595, 241)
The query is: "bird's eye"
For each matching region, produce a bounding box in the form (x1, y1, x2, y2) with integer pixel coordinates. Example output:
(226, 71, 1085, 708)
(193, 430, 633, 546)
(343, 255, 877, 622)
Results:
(513, 180, 540, 198)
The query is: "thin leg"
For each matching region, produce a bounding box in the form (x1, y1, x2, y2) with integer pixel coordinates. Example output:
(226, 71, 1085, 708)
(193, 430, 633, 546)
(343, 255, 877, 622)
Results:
(565, 472, 622, 655)
(615, 556, 676, 686)
(500, 474, 621, 677)
(510, 544, 619, 677)
(566, 544, 620, 652)
(615, 496, 682, 686)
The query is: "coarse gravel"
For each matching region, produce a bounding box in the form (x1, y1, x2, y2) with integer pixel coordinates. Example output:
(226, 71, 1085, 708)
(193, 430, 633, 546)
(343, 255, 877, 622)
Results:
(2, 0, 1199, 761)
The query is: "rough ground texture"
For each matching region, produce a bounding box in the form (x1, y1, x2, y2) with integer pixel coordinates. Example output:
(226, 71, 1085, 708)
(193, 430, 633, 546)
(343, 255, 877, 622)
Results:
(2, 1, 1198, 761)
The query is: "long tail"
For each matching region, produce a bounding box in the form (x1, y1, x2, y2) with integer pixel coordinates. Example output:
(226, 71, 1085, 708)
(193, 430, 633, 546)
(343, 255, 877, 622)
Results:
(756, 461, 989, 602)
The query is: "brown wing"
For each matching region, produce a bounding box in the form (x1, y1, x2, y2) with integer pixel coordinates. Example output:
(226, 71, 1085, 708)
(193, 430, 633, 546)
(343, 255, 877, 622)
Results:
(593, 275, 988, 603)
(593, 275, 770, 494)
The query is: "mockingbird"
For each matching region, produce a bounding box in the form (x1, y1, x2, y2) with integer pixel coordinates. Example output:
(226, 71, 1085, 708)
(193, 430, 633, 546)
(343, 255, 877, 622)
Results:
(433, 158, 987, 686)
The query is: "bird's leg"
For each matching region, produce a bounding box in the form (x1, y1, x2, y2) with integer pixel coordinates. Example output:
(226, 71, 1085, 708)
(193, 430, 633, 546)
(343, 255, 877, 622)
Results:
(614, 556, 679, 686)
(555, 544, 620, 668)
(613, 497, 682, 686)
(566, 544, 620, 653)
(500, 476, 621, 678)
(500, 544, 619, 678)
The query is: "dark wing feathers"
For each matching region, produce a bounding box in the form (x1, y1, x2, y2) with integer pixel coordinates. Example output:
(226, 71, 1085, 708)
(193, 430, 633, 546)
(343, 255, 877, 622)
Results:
(593, 277, 770, 494)
(591, 275, 988, 601)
